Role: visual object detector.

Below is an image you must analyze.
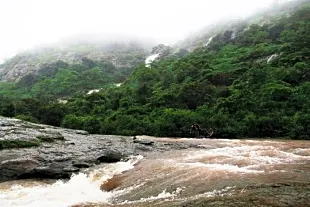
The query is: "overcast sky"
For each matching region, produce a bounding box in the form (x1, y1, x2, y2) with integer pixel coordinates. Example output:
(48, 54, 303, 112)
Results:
(0, 0, 278, 62)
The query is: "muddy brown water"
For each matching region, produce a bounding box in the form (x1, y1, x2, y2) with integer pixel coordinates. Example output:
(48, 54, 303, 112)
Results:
(1, 137, 310, 207)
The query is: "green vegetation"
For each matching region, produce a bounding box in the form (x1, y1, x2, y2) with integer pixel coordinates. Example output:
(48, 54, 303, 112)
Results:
(0, 134, 65, 149)
(0, 58, 129, 99)
(0, 40, 150, 82)
(36, 134, 65, 142)
(0, 1, 309, 139)
(0, 139, 40, 149)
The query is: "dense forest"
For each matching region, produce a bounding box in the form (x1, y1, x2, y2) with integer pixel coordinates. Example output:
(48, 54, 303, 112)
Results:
(0, 58, 130, 99)
(0, 1, 309, 139)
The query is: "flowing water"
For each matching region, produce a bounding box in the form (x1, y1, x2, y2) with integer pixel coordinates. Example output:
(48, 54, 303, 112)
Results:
(1, 138, 310, 207)
(145, 54, 159, 67)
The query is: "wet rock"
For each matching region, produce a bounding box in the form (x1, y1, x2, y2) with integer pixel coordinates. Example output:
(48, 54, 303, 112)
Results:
(72, 162, 91, 168)
(0, 158, 39, 181)
(96, 150, 124, 163)
(133, 139, 154, 146)
(25, 165, 73, 179)
(100, 174, 126, 191)
(0, 117, 198, 182)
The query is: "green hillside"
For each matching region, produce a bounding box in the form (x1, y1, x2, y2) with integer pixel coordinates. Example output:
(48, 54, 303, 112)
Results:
(0, 40, 152, 99)
(0, 0, 309, 139)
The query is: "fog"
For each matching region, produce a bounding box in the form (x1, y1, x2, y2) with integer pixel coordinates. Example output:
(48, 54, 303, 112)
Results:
(0, 0, 281, 62)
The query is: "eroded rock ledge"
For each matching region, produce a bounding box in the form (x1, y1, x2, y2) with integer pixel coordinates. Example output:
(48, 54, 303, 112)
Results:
(0, 117, 196, 182)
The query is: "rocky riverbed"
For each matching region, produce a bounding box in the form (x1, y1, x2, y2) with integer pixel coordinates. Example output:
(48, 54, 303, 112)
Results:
(0, 117, 197, 182)
(1, 117, 310, 207)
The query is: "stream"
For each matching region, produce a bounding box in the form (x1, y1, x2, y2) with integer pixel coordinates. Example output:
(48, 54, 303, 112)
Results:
(1, 137, 310, 207)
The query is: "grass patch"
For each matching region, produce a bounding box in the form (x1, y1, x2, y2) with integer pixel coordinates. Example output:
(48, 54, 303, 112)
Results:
(36, 136, 55, 142)
(22, 123, 45, 129)
(36, 134, 65, 142)
(0, 139, 40, 149)
(0, 133, 65, 149)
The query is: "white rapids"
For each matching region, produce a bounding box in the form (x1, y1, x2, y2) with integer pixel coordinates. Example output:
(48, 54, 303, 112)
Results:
(0, 155, 143, 207)
(1, 138, 310, 207)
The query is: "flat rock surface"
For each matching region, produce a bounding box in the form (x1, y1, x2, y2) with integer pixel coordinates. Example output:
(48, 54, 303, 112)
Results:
(0, 117, 196, 182)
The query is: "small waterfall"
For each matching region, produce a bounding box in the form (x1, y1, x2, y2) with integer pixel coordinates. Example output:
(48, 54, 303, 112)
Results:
(114, 83, 122, 87)
(205, 36, 214, 47)
(267, 53, 279, 64)
(145, 54, 159, 67)
(87, 89, 101, 95)
(231, 32, 237, 40)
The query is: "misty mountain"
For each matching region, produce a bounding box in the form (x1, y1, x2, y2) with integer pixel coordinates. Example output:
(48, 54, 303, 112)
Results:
(0, 0, 309, 139)
(0, 37, 155, 82)
(175, 0, 309, 51)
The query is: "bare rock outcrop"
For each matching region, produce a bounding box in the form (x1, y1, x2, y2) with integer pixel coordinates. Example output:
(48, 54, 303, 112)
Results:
(0, 117, 195, 182)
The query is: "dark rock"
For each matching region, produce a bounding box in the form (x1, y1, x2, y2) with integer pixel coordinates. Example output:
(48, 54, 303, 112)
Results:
(96, 150, 124, 163)
(26, 165, 72, 179)
(0, 117, 196, 182)
(0, 158, 39, 180)
(73, 162, 91, 168)
(133, 140, 154, 146)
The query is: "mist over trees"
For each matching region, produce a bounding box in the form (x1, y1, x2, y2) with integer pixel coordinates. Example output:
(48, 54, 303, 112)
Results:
(0, 0, 309, 139)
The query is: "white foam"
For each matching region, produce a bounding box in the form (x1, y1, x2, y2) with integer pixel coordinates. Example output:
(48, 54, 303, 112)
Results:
(145, 54, 159, 67)
(113, 182, 146, 197)
(197, 186, 235, 198)
(139, 189, 178, 201)
(293, 148, 310, 156)
(217, 139, 238, 142)
(0, 155, 143, 207)
(174, 143, 310, 174)
(121, 187, 184, 204)
(183, 162, 264, 173)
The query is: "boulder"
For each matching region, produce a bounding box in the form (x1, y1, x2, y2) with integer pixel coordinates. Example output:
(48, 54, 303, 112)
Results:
(96, 150, 125, 163)
(0, 158, 39, 180)
(0, 117, 198, 182)
(100, 174, 126, 191)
